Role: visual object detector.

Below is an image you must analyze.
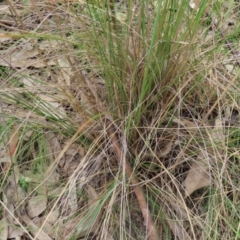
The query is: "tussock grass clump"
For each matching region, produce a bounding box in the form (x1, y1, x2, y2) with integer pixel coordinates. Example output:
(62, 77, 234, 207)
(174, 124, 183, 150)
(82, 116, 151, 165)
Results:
(0, 0, 239, 239)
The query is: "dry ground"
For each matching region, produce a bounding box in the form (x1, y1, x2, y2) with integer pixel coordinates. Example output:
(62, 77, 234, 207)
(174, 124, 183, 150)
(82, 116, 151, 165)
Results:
(0, 1, 240, 240)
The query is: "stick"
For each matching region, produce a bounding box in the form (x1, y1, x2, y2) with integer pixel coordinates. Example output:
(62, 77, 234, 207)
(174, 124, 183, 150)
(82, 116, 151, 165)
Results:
(105, 118, 158, 240)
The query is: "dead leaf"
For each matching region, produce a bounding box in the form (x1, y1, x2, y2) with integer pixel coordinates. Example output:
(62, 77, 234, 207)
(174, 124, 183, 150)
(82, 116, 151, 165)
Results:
(4, 166, 25, 204)
(65, 143, 79, 156)
(8, 227, 24, 239)
(23, 129, 34, 141)
(0, 218, 8, 240)
(36, 94, 67, 119)
(68, 180, 78, 213)
(33, 216, 54, 237)
(21, 214, 52, 240)
(86, 184, 98, 204)
(63, 184, 100, 239)
(45, 209, 59, 224)
(22, 169, 60, 196)
(183, 150, 211, 197)
(0, 156, 11, 164)
(0, 141, 8, 158)
(0, 41, 56, 68)
(56, 59, 73, 86)
(63, 157, 80, 176)
(1, 183, 25, 239)
(20, 77, 41, 93)
(208, 115, 225, 160)
(0, 125, 19, 171)
(158, 137, 175, 157)
(8, 125, 19, 158)
(225, 64, 234, 72)
(45, 133, 64, 166)
(211, 117, 225, 143)
(0, 5, 9, 13)
(27, 195, 48, 218)
(189, 0, 203, 10)
(173, 117, 198, 133)
(167, 219, 192, 240)
(48, 186, 65, 198)
(182, 116, 224, 196)
(115, 12, 127, 22)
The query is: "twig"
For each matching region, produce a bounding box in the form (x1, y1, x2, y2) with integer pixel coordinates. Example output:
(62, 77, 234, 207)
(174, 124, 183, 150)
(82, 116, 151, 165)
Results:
(105, 118, 158, 240)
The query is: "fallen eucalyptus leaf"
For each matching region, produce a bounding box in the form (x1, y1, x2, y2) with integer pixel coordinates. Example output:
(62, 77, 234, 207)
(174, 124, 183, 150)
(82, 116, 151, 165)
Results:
(21, 214, 52, 240)
(167, 219, 191, 240)
(27, 195, 48, 218)
(183, 151, 211, 197)
(68, 180, 78, 213)
(0, 218, 8, 240)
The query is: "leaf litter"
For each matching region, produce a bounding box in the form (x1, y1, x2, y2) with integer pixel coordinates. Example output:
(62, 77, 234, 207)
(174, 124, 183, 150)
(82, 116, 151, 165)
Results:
(0, 1, 239, 239)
